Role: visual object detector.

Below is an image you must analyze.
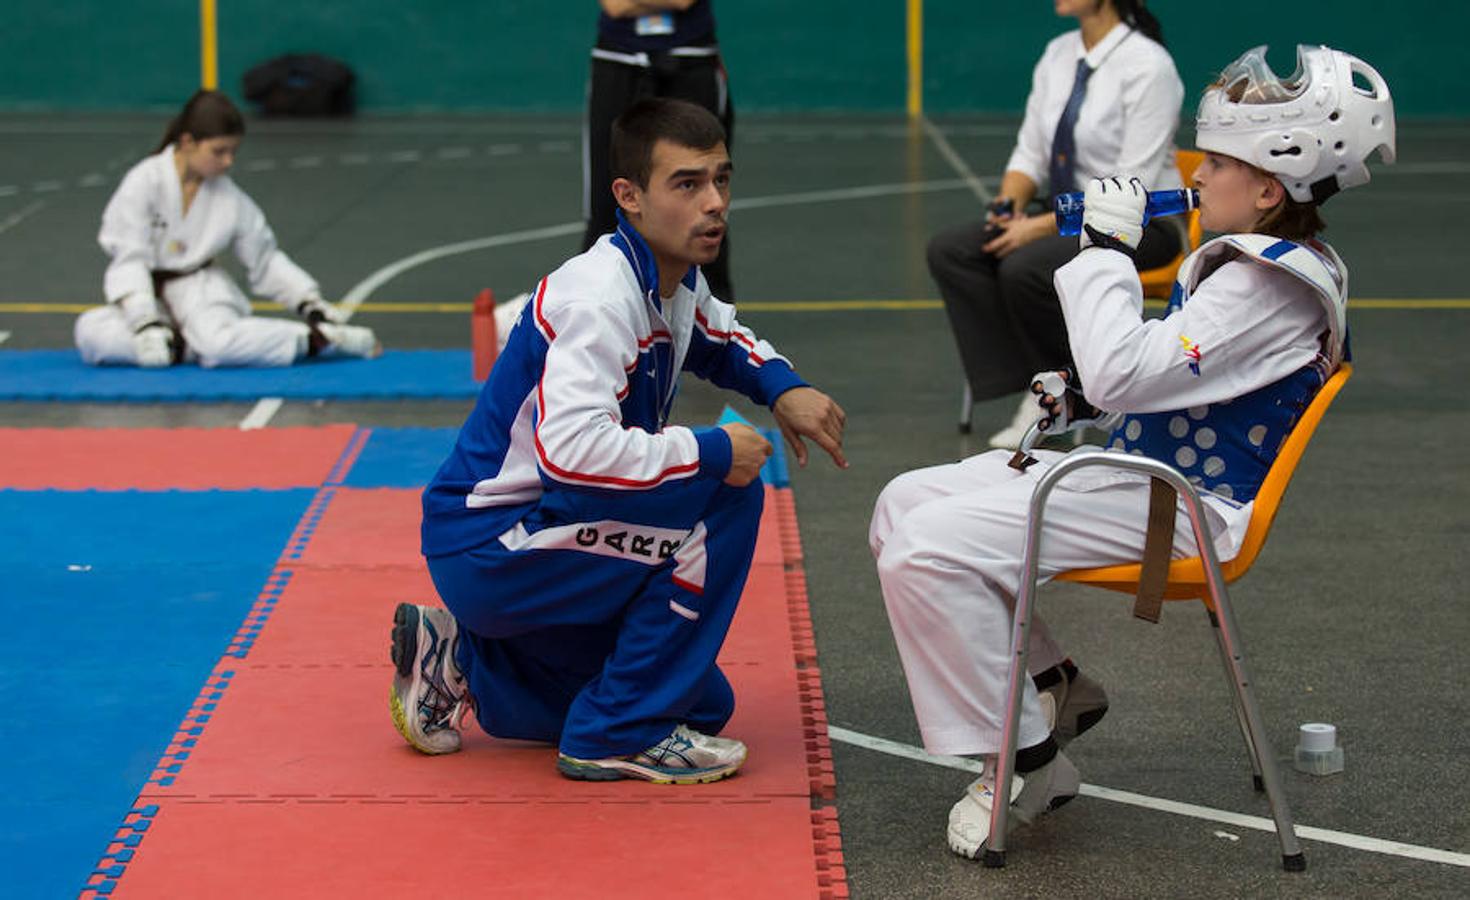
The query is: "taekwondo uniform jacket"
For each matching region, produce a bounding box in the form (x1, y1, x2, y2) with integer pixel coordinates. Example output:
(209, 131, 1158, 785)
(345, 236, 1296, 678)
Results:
(98, 145, 318, 327)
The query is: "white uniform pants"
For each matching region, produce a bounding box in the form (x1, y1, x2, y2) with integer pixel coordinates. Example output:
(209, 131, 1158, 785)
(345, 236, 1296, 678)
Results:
(870, 448, 1243, 757)
(76, 269, 310, 368)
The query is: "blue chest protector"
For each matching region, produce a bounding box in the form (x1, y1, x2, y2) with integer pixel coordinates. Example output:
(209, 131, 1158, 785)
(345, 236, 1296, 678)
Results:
(1106, 234, 1349, 504)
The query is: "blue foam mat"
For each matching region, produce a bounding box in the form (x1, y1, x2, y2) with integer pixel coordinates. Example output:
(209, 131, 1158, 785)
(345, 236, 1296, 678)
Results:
(340, 427, 458, 488)
(0, 349, 481, 401)
(0, 489, 314, 899)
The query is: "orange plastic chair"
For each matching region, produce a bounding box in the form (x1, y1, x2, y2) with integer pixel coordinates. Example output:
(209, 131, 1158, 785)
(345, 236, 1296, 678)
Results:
(1057, 362, 1352, 600)
(1138, 149, 1205, 299)
(984, 363, 1353, 872)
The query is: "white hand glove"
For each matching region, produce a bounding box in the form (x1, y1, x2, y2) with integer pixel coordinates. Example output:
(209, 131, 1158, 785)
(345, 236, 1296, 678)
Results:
(1080, 176, 1147, 255)
(1029, 368, 1123, 435)
(296, 295, 344, 325)
(132, 323, 176, 368)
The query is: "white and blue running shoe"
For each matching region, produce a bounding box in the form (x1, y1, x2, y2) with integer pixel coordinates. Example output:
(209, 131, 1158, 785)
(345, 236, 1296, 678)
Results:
(389, 603, 471, 755)
(557, 724, 747, 784)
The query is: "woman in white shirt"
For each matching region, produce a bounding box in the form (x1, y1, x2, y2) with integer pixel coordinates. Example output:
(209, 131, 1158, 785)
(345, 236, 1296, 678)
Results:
(76, 90, 380, 368)
(928, 0, 1183, 446)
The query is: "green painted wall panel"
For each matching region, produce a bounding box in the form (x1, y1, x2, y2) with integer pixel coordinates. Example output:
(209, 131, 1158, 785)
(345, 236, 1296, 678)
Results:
(0, 1, 1461, 116)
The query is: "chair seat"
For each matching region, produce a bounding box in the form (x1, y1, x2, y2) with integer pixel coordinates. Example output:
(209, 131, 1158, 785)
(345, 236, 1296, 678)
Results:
(1055, 363, 1353, 604)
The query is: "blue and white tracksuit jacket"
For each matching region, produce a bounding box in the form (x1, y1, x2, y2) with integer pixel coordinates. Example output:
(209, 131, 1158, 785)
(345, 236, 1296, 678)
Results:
(422, 213, 807, 758)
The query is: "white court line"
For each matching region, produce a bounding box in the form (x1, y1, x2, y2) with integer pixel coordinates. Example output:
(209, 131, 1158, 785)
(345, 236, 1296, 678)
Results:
(238, 397, 283, 430)
(338, 221, 585, 318)
(827, 726, 1470, 869)
(0, 200, 46, 236)
(337, 178, 974, 315)
(921, 116, 992, 204)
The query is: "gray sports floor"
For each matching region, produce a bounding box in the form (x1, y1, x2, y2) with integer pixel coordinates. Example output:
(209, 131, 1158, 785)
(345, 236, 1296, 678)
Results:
(2, 113, 1467, 897)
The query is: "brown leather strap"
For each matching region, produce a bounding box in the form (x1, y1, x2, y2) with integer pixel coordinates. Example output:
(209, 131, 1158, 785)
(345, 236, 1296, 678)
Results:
(1133, 478, 1177, 623)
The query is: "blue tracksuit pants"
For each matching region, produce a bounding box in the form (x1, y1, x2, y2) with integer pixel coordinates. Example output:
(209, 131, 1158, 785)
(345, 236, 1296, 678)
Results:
(426, 478, 763, 759)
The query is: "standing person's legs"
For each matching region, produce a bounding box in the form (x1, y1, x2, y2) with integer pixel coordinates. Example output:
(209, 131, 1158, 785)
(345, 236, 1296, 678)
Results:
(927, 220, 1031, 401)
(582, 57, 647, 252)
(662, 56, 735, 300)
(428, 478, 765, 759)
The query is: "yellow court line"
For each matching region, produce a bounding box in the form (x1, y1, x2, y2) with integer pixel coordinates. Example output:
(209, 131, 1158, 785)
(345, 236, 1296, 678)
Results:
(5, 299, 1470, 315)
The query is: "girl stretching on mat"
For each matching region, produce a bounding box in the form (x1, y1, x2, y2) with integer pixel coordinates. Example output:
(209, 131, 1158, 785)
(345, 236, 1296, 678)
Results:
(75, 90, 380, 368)
(870, 45, 1394, 859)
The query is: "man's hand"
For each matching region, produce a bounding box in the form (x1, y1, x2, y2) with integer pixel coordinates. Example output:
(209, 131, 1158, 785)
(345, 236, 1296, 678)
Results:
(720, 422, 773, 487)
(1079, 176, 1147, 257)
(772, 386, 848, 470)
(132, 322, 176, 368)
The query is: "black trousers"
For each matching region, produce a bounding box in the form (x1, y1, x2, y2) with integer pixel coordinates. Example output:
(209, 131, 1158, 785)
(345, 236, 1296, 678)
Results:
(927, 217, 1181, 401)
(582, 52, 736, 300)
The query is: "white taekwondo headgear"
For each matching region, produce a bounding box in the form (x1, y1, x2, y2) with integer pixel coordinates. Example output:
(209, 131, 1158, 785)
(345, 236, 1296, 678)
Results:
(1195, 45, 1396, 203)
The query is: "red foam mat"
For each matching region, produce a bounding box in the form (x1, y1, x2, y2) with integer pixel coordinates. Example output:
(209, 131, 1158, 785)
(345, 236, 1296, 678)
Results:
(0, 425, 359, 490)
(101, 799, 829, 899)
(95, 484, 847, 898)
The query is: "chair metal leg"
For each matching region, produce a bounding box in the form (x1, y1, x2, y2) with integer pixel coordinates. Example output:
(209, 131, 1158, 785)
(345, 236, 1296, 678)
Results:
(959, 381, 974, 433)
(1204, 605, 1267, 791)
(985, 453, 1305, 870)
(1200, 576, 1306, 871)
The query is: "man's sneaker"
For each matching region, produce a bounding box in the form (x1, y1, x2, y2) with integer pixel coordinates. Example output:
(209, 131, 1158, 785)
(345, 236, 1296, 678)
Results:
(389, 603, 470, 755)
(318, 322, 383, 359)
(556, 724, 747, 784)
(987, 393, 1040, 450)
(947, 751, 1081, 859)
(1039, 668, 1109, 747)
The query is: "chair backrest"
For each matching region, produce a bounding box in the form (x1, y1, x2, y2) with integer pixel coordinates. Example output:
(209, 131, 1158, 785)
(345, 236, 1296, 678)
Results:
(1217, 362, 1352, 579)
(1057, 363, 1353, 595)
(1138, 149, 1206, 299)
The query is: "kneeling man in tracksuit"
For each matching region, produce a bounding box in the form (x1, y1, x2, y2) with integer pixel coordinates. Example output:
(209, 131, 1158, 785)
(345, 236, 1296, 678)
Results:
(391, 97, 847, 784)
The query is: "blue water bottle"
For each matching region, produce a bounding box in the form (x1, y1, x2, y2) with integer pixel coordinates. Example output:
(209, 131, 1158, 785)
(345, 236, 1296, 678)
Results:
(1053, 188, 1199, 236)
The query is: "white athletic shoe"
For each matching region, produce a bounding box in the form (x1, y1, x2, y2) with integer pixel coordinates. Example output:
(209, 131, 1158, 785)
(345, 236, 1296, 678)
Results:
(947, 752, 1080, 859)
(389, 603, 471, 755)
(557, 724, 747, 784)
(987, 393, 1040, 450)
(318, 322, 383, 359)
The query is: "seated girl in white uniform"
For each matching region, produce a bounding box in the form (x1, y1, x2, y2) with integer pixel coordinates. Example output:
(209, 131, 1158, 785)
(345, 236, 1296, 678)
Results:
(869, 45, 1395, 859)
(75, 90, 379, 368)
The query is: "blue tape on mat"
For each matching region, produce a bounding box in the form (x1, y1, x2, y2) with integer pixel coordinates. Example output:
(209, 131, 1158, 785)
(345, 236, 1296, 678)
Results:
(0, 349, 481, 401)
(0, 489, 312, 899)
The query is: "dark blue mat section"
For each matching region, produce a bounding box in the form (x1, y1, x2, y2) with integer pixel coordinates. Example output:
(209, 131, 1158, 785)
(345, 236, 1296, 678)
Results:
(0, 349, 481, 401)
(340, 427, 458, 488)
(0, 489, 314, 900)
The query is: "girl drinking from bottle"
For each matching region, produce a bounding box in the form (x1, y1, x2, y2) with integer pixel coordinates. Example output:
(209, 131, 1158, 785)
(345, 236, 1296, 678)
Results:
(872, 44, 1394, 860)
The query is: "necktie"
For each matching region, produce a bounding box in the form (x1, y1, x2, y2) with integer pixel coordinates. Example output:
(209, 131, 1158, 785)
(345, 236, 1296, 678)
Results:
(1049, 58, 1093, 196)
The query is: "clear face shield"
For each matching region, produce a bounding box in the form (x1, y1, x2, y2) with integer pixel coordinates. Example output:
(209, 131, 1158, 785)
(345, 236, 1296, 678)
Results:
(1215, 45, 1308, 105)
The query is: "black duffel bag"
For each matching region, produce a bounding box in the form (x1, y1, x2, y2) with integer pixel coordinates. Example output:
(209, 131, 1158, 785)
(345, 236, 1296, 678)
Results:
(242, 53, 356, 117)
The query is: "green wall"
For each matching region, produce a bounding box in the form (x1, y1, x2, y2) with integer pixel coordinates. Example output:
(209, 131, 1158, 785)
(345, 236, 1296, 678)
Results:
(0, 1, 1459, 116)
